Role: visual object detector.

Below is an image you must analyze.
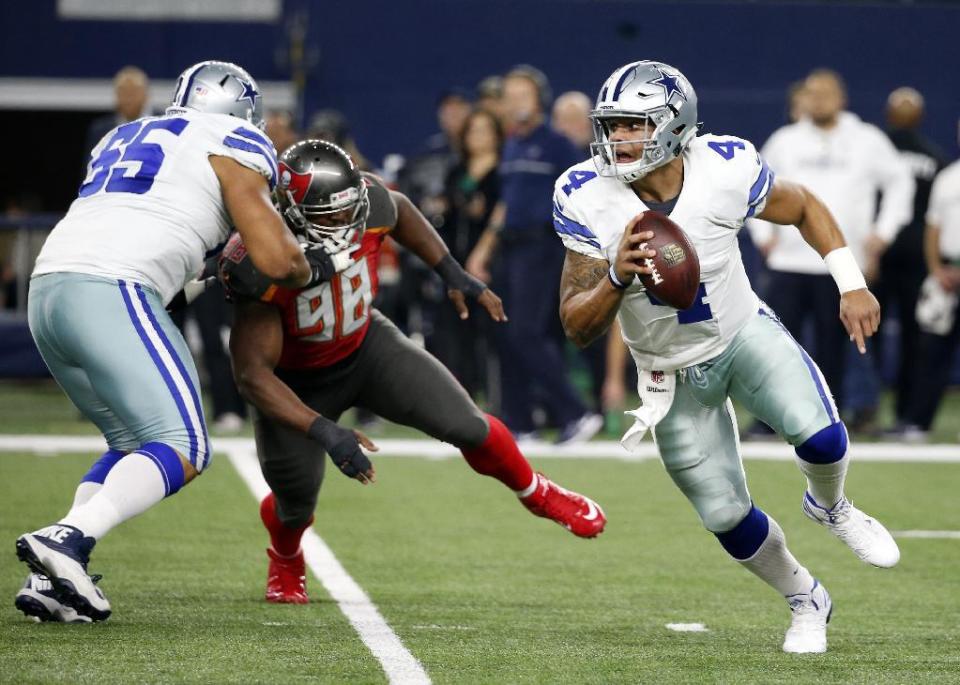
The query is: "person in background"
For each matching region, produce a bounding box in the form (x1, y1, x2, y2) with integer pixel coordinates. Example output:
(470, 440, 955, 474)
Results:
(552, 91, 594, 153)
(552, 90, 630, 422)
(476, 75, 505, 125)
(431, 108, 503, 399)
(307, 109, 372, 171)
(265, 109, 300, 157)
(467, 66, 602, 443)
(875, 88, 949, 434)
(786, 80, 811, 124)
(84, 66, 151, 159)
(895, 119, 960, 441)
(748, 69, 914, 433)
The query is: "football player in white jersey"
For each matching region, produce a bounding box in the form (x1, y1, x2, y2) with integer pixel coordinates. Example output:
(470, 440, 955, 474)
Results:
(553, 60, 900, 654)
(14, 61, 339, 623)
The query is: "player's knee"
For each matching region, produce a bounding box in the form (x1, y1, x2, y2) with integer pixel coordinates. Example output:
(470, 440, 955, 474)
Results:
(779, 399, 824, 445)
(713, 505, 770, 561)
(701, 499, 753, 537)
(274, 494, 317, 529)
(440, 410, 490, 450)
(81, 449, 127, 484)
(795, 422, 848, 465)
(139, 442, 187, 496)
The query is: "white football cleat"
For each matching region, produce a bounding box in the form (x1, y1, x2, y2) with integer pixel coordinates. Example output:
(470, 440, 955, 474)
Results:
(802, 493, 900, 568)
(783, 579, 832, 654)
(14, 573, 92, 623)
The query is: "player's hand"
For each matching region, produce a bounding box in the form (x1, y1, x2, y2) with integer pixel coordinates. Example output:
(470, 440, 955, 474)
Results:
(613, 214, 658, 285)
(934, 265, 960, 293)
(840, 288, 881, 355)
(308, 416, 378, 484)
(448, 287, 507, 323)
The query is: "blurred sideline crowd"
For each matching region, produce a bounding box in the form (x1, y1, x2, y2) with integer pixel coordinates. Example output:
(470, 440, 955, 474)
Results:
(2, 64, 959, 443)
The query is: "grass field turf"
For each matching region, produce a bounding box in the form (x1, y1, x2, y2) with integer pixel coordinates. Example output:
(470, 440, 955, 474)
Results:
(2, 435, 959, 683)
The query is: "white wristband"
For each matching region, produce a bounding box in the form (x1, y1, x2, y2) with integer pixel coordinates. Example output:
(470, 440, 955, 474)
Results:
(824, 247, 867, 294)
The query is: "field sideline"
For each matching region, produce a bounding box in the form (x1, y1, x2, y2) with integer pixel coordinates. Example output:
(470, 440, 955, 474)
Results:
(2, 431, 959, 684)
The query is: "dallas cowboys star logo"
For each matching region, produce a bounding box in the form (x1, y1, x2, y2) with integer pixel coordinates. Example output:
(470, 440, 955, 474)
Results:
(648, 67, 686, 103)
(236, 78, 260, 107)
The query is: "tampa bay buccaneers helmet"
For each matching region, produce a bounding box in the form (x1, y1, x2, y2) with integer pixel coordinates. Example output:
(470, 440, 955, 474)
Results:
(276, 140, 370, 252)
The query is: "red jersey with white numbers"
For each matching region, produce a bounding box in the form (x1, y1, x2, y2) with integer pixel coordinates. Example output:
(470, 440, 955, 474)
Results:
(263, 226, 390, 369)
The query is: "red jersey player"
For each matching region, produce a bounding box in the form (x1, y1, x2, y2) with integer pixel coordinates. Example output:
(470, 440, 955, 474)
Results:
(220, 140, 606, 604)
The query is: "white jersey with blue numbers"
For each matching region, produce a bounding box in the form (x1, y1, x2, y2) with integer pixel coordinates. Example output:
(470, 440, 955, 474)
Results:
(553, 134, 774, 371)
(33, 110, 278, 304)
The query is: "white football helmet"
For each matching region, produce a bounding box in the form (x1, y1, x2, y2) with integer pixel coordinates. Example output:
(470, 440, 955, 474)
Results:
(590, 61, 699, 182)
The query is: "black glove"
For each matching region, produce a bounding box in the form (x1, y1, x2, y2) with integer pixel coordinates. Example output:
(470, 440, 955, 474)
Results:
(304, 245, 338, 287)
(307, 416, 372, 479)
(434, 254, 487, 298)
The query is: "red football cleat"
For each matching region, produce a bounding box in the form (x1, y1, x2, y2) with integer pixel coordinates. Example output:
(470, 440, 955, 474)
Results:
(265, 547, 308, 604)
(520, 473, 606, 538)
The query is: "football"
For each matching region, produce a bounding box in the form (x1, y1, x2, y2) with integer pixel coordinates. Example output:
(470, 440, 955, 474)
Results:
(631, 211, 700, 310)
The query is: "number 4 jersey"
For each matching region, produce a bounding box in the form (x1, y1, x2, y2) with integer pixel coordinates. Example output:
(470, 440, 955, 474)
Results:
(553, 134, 775, 371)
(33, 110, 278, 304)
(221, 173, 398, 369)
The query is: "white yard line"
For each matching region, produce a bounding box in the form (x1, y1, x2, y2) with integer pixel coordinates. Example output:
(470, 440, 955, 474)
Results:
(2, 434, 960, 463)
(893, 530, 960, 539)
(666, 623, 709, 632)
(225, 445, 431, 685)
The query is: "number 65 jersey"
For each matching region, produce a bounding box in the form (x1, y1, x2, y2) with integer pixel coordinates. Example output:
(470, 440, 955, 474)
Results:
(33, 110, 278, 304)
(553, 134, 774, 371)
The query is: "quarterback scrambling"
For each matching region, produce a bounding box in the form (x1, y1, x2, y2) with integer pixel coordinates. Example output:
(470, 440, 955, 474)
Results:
(222, 140, 606, 604)
(14, 61, 327, 623)
(553, 60, 900, 653)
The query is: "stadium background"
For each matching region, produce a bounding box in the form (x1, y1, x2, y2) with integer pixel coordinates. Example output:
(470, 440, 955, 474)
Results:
(1, 2, 959, 683)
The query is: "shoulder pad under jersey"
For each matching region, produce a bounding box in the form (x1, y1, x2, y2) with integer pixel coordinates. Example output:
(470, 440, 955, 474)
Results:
(363, 173, 398, 230)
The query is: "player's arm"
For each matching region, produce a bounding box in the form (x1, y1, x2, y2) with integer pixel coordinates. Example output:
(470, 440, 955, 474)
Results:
(229, 298, 377, 484)
(209, 156, 311, 289)
(757, 179, 880, 353)
(465, 201, 506, 284)
(559, 214, 656, 348)
(389, 190, 506, 322)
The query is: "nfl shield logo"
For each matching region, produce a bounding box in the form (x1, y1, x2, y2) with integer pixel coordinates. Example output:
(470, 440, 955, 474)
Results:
(651, 371, 664, 384)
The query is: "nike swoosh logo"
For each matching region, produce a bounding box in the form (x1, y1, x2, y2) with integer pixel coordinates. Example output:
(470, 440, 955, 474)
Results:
(583, 500, 599, 521)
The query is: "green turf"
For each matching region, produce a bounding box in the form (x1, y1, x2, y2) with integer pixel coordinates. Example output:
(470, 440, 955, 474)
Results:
(2, 444, 959, 683)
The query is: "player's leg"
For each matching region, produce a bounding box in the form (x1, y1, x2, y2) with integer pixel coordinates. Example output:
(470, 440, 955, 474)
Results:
(652, 382, 830, 653)
(18, 275, 208, 620)
(729, 307, 899, 568)
(354, 311, 605, 537)
(253, 409, 331, 604)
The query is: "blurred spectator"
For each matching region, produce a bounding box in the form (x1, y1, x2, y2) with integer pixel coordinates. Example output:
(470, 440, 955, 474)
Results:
(308, 109, 372, 170)
(874, 88, 949, 431)
(466, 65, 601, 443)
(429, 108, 503, 399)
(476, 75, 504, 124)
(895, 126, 960, 441)
(552, 91, 593, 153)
(551, 90, 630, 418)
(786, 80, 810, 124)
(748, 69, 914, 432)
(83, 66, 150, 159)
(265, 109, 300, 156)
(398, 89, 472, 219)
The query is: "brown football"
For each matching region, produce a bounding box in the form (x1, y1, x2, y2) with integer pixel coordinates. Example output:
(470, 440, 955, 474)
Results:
(631, 211, 700, 310)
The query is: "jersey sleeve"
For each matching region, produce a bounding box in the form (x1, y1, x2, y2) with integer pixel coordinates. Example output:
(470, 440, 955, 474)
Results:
(552, 177, 605, 260)
(204, 118, 279, 190)
(702, 136, 775, 224)
(363, 173, 399, 232)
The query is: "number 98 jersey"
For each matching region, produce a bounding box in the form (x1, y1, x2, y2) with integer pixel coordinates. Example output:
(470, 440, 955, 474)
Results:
(33, 110, 278, 305)
(222, 174, 398, 369)
(553, 134, 775, 371)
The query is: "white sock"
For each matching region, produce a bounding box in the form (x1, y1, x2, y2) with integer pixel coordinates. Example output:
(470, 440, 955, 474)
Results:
(739, 515, 815, 597)
(796, 454, 849, 509)
(65, 482, 102, 518)
(59, 452, 168, 540)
